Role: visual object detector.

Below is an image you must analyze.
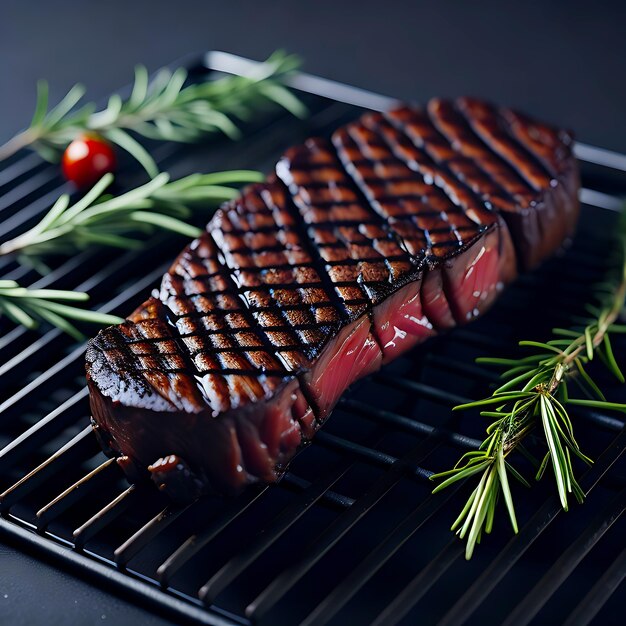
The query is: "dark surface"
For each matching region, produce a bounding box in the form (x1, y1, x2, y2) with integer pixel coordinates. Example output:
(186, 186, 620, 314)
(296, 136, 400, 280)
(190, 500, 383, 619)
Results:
(0, 544, 172, 626)
(0, 1, 624, 624)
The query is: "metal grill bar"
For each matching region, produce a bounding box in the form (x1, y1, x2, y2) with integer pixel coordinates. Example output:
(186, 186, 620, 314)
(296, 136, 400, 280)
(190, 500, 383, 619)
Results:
(73, 485, 138, 550)
(563, 547, 626, 625)
(0, 263, 168, 421)
(154, 487, 269, 586)
(0, 153, 46, 189)
(0, 517, 240, 626)
(436, 428, 626, 626)
(299, 487, 459, 626)
(114, 501, 191, 569)
(316, 431, 432, 480)
(371, 539, 463, 626)
(502, 489, 625, 626)
(245, 434, 449, 621)
(0, 426, 94, 512)
(280, 473, 354, 510)
(0, 388, 87, 473)
(374, 373, 471, 406)
(0, 247, 164, 381)
(339, 398, 483, 448)
(36, 458, 118, 532)
(198, 459, 354, 604)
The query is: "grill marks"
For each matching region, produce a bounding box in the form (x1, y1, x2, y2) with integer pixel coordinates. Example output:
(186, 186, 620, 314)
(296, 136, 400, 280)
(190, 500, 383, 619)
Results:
(501, 107, 573, 178)
(455, 97, 554, 191)
(387, 104, 521, 220)
(334, 114, 500, 264)
(211, 184, 336, 366)
(154, 235, 294, 415)
(87, 98, 580, 496)
(388, 98, 579, 271)
(423, 99, 538, 208)
(370, 113, 499, 230)
(278, 138, 416, 311)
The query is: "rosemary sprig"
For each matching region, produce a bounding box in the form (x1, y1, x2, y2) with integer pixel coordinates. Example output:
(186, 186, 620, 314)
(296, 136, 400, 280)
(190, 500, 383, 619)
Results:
(0, 169, 262, 260)
(0, 280, 123, 340)
(431, 220, 626, 560)
(0, 51, 306, 174)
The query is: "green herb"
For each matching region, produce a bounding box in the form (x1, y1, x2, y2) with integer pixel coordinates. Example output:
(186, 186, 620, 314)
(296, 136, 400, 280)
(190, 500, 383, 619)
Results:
(431, 217, 626, 560)
(0, 280, 123, 340)
(0, 169, 263, 260)
(0, 51, 306, 174)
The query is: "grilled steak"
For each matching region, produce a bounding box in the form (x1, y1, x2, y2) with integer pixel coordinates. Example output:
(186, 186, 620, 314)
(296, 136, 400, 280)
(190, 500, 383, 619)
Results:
(86, 98, 579, 501)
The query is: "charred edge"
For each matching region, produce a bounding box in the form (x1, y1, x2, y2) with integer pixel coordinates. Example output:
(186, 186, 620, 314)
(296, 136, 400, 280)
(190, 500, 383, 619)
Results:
(495, 105, 579, 237)
(456, 100, 572, 269)
(457, 100, 576, 262)
(104, 323, 178, 412)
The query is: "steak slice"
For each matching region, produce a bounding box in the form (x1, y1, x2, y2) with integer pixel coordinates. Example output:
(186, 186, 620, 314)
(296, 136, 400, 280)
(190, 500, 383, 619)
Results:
(86, 99, 579, 501)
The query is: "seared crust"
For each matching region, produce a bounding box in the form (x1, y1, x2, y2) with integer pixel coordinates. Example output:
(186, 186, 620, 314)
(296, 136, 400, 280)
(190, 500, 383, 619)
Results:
(86, 98, 579, 498)
(387, 99, 579, 269)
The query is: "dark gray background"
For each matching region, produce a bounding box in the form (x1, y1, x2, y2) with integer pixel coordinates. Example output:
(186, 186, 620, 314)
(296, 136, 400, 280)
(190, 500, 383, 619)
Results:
(1, 0, 626, 151)
(0, 1, 624, 624)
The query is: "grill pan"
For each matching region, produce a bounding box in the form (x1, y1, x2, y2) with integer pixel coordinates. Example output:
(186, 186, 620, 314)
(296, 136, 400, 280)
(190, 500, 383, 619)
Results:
(0, 51, 624, 625)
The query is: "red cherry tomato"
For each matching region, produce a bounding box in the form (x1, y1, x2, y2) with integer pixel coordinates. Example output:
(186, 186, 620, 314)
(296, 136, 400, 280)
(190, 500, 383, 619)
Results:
(62, 134, 116, 188)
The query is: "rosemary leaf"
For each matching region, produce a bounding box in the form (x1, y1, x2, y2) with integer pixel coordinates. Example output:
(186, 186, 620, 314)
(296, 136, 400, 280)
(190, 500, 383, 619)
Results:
(497, 447, 518, 533)
(453, 392, 534, 410)
(431, 210, 626, 557)
(105, 127, 159, 177)
(0, 51, 306, 171)
(128, 211, 202, 238)
(0, 169, 259, 261)
(566, 399, 626, 412)
(573, 358, 607, 401)
(0, 283, 123, 338)
(602, 334, 625, 382)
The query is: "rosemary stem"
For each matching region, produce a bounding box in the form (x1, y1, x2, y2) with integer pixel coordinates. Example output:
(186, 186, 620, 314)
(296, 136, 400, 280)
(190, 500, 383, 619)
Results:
(545, 269, 626, 394)
(431, 216, 626, 558)
(0, 129, 39, 160)
(0, 51, 303, 171)
(0, 236, 30, 256)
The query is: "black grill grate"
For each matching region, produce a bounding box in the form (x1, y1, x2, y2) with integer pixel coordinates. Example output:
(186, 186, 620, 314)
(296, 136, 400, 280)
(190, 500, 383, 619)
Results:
(0, 52, 624, 625)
